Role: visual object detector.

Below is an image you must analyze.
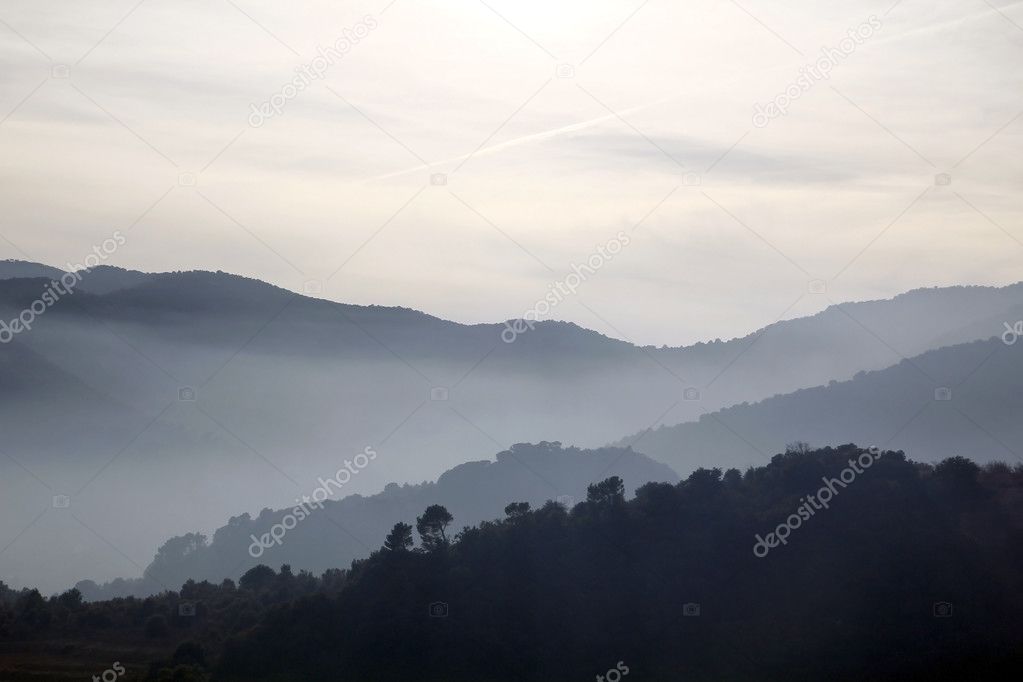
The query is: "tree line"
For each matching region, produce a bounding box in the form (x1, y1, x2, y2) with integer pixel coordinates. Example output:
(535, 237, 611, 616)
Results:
(3, 444, 1022, 681)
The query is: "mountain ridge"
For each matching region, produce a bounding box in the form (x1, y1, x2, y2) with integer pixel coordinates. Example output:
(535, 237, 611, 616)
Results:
(2, 260, 1022, 592)
(618, 336, 1022, 473)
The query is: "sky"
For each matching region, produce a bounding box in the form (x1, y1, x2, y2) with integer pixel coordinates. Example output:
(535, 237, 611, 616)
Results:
(0, 0, 1021, 346)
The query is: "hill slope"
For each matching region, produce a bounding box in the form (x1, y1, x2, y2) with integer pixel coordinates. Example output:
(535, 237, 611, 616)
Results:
(77, 442, 678, 598)
(1, 261, 1021, 591)
(9, 446, 1016, 681)
(619, 337, 1023, 473)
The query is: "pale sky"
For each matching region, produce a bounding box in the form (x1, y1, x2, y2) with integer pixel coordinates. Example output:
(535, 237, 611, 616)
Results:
(1, 0, 1021, 345)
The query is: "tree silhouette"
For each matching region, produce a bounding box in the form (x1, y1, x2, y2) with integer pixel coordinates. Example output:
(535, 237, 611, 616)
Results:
(239, 564, 275, 592)
(586, 476, 625, 506)
(8, 447, 1023, 682)
(416, 504, 453, 551)
(383, 522, 413, 551)
(504, 502, 530, 519)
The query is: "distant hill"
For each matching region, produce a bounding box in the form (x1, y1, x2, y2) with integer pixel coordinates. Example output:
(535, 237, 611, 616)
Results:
(10, 446, 1018, 681)
(1, 260, 1021, 592)
(0, 260, 66, 281)
(618, 337, 1023, 473)
(76, 442, 678, 598)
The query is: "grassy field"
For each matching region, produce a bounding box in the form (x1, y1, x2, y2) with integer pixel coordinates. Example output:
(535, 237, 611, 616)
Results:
(0, 635, 177, 681)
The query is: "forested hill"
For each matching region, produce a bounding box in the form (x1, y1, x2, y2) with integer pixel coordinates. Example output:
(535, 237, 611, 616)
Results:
(3, 261, 1022, 591)
(216, 445, 1023, 681)
(6, 445, 1017, 680)
(80, 442, 679, 599)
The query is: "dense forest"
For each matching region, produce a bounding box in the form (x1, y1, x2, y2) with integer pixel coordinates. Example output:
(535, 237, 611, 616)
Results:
(2, 444, 1022, 680)
(79, 442, 677, 600)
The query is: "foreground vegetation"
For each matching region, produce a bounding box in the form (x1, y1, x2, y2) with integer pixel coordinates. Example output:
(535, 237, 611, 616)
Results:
(3, 444, 1022, 680)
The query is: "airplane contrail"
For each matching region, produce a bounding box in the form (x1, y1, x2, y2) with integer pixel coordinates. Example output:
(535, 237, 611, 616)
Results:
(364, 0, 1023, 184)
(364, 95, 677, 184)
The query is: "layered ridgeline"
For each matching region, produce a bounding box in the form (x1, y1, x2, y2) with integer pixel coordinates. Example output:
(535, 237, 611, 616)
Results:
(620, 337, 1023, 473)
(1, 259, 1021, 591)
(216, 447, 1023, 682)
(4, 447, 1021, 680)
(76, 443, 678, 599)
